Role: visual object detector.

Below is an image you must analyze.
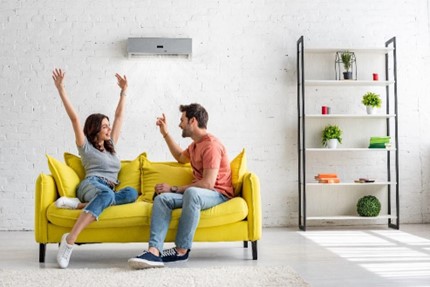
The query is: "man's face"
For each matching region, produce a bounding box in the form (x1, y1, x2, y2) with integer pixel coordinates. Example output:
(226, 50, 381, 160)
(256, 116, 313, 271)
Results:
(179, 112, 192, 138)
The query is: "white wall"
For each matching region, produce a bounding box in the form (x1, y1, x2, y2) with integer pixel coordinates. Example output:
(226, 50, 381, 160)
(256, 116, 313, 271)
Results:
(0, 0, 429, 230)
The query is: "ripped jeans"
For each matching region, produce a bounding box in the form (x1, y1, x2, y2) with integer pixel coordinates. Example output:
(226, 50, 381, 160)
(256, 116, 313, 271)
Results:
(76, 176, 138, 220)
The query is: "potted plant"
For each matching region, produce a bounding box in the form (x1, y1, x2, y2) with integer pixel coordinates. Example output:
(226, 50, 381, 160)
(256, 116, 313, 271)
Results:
(341, 51, 353, 80)
(322, 124, 342, 148)
(362, 92, 382, 114)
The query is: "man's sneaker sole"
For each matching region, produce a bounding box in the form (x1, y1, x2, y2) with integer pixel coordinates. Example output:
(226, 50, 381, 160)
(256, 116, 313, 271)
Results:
(128, 258, 164, 269)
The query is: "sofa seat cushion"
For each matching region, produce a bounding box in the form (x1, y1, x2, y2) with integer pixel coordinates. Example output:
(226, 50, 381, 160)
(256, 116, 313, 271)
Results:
(47, 197, 248, 229)
(170, 197, 248, 228)
(47, 201, 153, 228)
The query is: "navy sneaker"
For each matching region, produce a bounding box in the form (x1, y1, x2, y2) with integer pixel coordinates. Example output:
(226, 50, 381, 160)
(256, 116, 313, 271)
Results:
(128, 251, 164, 269)
(161, 248, 190, 263)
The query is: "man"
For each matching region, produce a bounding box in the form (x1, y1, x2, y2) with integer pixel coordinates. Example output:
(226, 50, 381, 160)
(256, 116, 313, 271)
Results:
(128, 103, 234, 269)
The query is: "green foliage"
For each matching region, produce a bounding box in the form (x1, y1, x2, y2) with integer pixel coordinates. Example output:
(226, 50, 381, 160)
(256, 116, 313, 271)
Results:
(321, 124, 342, 147)
(357, 195, 381, 217)
(362, 92, 382, 108)
(341, 51, 353, 72)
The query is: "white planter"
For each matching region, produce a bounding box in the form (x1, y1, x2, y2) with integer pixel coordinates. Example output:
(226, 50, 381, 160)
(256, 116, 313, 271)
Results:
(327, 139, 338, 149)
(366, 106, 376, 115)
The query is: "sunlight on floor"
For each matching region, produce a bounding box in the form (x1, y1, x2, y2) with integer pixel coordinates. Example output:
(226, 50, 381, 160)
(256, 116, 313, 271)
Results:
(300, 230, 430, 279)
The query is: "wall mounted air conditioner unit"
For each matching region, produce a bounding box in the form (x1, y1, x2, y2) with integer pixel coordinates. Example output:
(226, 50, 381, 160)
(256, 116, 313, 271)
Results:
(127, 37, 192, 59)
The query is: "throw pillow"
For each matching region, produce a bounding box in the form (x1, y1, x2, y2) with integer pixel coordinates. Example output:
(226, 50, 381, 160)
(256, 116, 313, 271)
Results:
(140, 157, 193, 202)
(46, 154, 80, 198)
(64, 152, 146, 194)
(230, 148, 247, 196)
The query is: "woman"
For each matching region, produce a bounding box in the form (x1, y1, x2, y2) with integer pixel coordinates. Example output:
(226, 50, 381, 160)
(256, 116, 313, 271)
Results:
(52, 68, 138, 269)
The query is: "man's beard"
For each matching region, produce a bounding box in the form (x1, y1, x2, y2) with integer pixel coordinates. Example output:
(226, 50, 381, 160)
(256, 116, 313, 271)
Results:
(182, 129, 191, 138)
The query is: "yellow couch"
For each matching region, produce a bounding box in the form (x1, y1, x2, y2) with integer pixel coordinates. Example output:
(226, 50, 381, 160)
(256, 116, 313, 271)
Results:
(34, 149, 261, 263)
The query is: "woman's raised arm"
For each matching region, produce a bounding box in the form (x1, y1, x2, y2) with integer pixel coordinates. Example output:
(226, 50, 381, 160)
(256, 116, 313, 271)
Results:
(52, 68, 85, 147)
(110, 73, 128, 145)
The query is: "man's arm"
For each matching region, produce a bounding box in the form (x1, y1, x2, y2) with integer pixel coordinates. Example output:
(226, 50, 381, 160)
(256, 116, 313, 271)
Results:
(156, 113, 189, 163)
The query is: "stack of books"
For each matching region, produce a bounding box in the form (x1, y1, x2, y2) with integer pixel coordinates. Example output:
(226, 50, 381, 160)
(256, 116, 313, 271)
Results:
(368, 136, 391, 148)
(314, 173, 340, 183)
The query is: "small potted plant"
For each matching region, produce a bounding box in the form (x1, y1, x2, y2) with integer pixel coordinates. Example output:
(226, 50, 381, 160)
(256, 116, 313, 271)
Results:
(362, 92, 382, 114)
(341, 51, 353, 80)
(322, 124, 342, 149)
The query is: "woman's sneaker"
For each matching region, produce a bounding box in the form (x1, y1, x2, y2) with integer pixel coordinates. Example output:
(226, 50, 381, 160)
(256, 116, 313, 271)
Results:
(161, 248, 190, 263)
(55, 197, 80, 209)
(57, 233, 74, 268)
(128, 251, 164, 269)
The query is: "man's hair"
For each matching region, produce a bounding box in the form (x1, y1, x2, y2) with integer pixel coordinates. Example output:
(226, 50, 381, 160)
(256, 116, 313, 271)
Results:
(179, 103, 208, 129)
(83, 113, 115, 154)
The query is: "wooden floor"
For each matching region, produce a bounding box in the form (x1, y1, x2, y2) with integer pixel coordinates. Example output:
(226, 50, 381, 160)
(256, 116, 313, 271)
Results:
(1, 224, 430, 286)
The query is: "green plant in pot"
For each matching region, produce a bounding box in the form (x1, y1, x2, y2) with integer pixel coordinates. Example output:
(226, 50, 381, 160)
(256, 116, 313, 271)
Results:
(357, 195, 381, 217)
(362, 92, 382, 115)
(341, 51, 353, 80)
(322, 124, 342, 148)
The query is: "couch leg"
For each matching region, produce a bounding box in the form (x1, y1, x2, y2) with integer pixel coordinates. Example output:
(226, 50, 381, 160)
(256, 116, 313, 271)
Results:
(243, 241, 248, 248)
(251, 241, 258, 260)
(39, 244, 46, 263)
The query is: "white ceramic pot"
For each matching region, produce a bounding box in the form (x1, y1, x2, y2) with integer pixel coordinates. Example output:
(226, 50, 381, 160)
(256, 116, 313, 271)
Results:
(366, 106, 376, 115)
(327, 139, 338, 149)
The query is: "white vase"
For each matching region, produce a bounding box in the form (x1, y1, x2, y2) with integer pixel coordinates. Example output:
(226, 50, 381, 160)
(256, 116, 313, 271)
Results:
(366, 106, 376, 115)
(327, 139, 338, 149)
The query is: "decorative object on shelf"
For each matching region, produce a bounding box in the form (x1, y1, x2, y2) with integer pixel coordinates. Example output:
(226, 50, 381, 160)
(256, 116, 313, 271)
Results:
(368, 136, 390, 148)
(322, 124, 342, 148)
(354, 178, 376, 183)
(321, 106, 330, 114)
(372, 73, 379, 81)
(357, 195, 381, 217)
(315, 173, 340, 183)
(335, 51, 357, 80)
(362, 92, 382, 114)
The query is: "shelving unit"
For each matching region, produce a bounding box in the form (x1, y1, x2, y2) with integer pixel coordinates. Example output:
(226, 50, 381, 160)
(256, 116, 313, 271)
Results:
(296, 36, 399, 231)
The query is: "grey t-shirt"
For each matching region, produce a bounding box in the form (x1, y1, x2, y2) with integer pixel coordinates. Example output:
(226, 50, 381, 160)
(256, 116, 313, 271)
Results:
(78, 138, 121, 184)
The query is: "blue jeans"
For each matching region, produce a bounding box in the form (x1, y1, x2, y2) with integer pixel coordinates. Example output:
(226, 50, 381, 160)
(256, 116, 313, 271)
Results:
(149, 187, 228, 252)
(76, 176, 138, 220)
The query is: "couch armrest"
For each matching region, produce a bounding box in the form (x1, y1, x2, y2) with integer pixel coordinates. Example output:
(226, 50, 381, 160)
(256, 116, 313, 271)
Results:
(34, 173, 57, 243)
(241, 172, 262, 241)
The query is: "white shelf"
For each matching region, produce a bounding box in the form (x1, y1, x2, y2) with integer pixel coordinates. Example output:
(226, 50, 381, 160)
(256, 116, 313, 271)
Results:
(305, 114, 396, 119)
(306, 182, 395, 186)
(307, 215, 397, 220)
(305, 80, 395, 86)
(305, 148, 395, 152)
(304, 47, 394, 54)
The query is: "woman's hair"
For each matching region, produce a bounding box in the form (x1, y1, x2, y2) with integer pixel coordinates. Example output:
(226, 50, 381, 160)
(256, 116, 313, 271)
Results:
(83, 113, 115, 154)
(179, 103, 208, 129)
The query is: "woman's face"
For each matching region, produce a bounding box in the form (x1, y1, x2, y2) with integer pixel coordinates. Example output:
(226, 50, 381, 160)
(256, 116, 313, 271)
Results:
(96, 118, 111, 142)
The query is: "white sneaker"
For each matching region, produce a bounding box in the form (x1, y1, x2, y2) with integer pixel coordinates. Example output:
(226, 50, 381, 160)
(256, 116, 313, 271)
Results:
(57, 233, 74, 269)
(55, 197, 80, 209)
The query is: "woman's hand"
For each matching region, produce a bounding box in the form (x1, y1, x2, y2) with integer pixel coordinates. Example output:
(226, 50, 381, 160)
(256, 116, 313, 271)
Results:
(52, 68, 65, 90)
(115, 73, 128, 93)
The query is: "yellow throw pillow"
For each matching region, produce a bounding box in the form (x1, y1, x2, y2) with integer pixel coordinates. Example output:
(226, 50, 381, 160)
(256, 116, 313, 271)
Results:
(140, 157, 193, 202)
(64, 152, 146, 194)
(230, 148, 247, 196)
(46, 154, 80, 198)
(64, 153, 85, 180)
(116, 153, 146, 194)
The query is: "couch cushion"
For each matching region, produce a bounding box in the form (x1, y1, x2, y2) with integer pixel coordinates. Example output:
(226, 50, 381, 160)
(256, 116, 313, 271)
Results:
(47, 196, 248, 229)
(47, 200, 153, 228)
(64, 152, 146, 194)
(140, 157, 194, 202)
(230, 148, 247, 196)
(47, 155, 80, 198)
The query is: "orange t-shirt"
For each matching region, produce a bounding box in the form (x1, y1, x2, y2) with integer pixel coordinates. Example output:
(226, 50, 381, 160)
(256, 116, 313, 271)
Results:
(182, 134, 234, 198)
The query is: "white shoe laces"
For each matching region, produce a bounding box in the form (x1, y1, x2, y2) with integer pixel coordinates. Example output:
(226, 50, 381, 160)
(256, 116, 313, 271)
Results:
(162, 248, 177, 257)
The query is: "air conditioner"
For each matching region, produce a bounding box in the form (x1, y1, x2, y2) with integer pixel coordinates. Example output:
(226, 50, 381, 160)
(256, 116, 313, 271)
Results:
(127, 37, 192, 59)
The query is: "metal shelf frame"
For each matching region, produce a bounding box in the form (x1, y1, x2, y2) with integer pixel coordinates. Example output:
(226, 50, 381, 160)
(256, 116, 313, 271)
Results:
(296, 36, 399, 231)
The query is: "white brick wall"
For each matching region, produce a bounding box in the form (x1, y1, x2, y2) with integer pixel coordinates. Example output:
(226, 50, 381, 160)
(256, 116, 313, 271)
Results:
(0, 0, 429, 230)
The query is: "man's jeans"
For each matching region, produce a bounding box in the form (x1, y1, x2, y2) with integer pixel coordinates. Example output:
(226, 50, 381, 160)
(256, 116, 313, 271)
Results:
(76, 176, 138, 220)
(149, 187, 228, 252)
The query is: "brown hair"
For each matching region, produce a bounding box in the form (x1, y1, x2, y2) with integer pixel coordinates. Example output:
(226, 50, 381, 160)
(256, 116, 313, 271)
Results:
(83, 113, 115, 154)
(179, 103, 208, 129)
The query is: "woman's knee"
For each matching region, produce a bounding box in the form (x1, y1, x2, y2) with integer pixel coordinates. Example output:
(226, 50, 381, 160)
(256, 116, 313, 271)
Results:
(122, 187, 138, 201)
